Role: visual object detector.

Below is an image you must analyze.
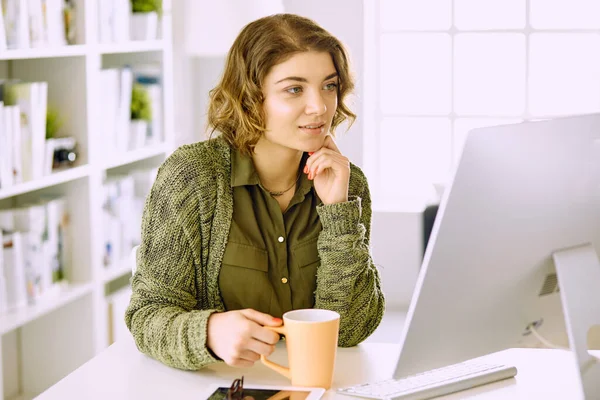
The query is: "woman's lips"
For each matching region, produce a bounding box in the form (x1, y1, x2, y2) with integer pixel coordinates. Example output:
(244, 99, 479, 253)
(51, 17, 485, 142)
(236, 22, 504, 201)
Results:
(299, 123, 325, 134)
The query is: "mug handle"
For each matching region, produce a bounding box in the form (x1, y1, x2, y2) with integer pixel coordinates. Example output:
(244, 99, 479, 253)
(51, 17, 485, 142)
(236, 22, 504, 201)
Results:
(260, 325, 291, 379)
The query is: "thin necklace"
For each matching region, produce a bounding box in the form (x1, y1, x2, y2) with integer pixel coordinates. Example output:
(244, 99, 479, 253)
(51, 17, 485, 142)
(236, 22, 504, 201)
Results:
(263, 171, 302, 197)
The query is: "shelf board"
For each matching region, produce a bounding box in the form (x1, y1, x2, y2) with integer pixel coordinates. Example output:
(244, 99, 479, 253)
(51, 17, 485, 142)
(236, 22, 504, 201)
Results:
(0, 283, 95, 335)
(0, 40, 165, 61)
(8, 393, 35, 400)
(97, 40, 165, 54)
(0, 45, 88, 60)
(102, 145, 167, 170)
(0, 165, 90, 200)
(102, 260, 133, 284)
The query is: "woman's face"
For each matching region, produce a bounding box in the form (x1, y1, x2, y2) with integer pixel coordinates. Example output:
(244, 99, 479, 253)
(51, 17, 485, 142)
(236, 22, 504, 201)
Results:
(261, 51, 338, 153)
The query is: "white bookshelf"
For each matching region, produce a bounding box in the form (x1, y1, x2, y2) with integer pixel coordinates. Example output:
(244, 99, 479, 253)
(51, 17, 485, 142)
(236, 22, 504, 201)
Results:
(0, 283, 95, 336)
(101, 143, 168, 170)
(0, 42, 165, 61)
(0, 0, 175, 398)
(6, 395, 33, 400)
(0, 166, 91, 201)
(97, 40, 165, 54)
(0, 45, 89, 61)
(102, 258, 133, 284)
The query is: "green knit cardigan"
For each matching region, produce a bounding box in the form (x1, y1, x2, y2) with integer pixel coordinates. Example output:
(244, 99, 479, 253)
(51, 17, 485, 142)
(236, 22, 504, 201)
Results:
(124, 137, 385, 370)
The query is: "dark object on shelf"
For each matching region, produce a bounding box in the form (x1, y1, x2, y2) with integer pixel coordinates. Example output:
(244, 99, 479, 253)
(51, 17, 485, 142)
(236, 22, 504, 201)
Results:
(54, 147, 77, 167)
(423, 204, 439, 260)
(51, 138, 78, 169)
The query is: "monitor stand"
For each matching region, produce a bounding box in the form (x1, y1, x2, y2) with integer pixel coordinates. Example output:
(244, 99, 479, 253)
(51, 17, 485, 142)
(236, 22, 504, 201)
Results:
(553, 243, 600, 399)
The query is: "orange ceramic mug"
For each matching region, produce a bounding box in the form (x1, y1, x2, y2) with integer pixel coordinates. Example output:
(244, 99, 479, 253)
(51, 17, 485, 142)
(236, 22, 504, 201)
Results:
(260, 309, 340, 389)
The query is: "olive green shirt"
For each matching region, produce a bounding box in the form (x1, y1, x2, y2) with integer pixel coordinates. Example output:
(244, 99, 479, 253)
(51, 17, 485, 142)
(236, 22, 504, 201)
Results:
(220, 150, 321, 317)
(124, 137, 385, 371)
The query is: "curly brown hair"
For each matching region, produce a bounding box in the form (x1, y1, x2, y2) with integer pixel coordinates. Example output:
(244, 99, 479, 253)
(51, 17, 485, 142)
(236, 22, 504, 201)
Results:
(207, 13, 356, 156)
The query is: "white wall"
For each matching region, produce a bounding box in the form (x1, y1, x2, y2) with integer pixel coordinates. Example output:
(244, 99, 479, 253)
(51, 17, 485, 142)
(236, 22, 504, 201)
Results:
(172, 0, 421, 309)
(371, 212, 421, 309)
(172, 2, 205, 147)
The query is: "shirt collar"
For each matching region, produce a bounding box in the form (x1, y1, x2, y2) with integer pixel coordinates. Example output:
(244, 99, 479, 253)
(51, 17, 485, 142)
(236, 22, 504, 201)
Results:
(230, 148, 260, 187)
(230, 148, 314, 193)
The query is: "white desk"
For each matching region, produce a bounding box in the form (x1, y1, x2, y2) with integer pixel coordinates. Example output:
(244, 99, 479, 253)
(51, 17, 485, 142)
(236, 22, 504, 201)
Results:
(38, 335, 594, 399)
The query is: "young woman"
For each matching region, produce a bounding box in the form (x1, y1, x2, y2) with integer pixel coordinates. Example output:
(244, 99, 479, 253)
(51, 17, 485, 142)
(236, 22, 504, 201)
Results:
(125, 13, 385, 370)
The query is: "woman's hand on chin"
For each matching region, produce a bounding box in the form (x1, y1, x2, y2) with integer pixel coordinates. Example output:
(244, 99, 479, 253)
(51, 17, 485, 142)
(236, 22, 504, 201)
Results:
(304, 135, 350, 205)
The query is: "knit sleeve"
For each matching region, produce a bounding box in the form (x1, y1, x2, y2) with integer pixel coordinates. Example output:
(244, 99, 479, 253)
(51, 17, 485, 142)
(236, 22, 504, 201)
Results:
(314, 165, 385, 347)
(124, 152, 221, 370)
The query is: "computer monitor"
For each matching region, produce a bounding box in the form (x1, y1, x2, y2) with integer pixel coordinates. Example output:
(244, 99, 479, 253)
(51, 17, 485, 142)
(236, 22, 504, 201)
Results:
(394, 113, 600, 379)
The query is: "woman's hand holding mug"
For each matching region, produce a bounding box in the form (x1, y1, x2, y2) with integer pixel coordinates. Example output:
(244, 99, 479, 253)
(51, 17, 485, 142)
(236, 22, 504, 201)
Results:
(207, 309, 282, 368)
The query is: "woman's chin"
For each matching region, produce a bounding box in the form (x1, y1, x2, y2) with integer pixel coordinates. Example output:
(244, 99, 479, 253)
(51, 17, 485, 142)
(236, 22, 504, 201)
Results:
(304, 138, 326, 152)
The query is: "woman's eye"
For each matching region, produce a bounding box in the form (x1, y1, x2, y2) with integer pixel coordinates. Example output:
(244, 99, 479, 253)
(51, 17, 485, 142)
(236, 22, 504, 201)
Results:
(286, 87, 302, 94)
(324, 82, 338, 91)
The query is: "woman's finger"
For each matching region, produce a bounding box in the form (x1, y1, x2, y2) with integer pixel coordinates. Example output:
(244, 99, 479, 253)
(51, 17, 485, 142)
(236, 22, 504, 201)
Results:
(239, 308, 282, 327)
(307, 152, 348, 177)
(251, 325, 281, 345)
(238, 349, 261, 363)
(246, 337, 276, 356)
(323, 134, 341, 153)
(305, 148, 344, 171)
(309, 156, 349, 179)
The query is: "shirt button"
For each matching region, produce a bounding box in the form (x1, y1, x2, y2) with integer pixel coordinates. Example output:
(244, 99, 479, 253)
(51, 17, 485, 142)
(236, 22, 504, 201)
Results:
(278, 236, 285, 243)
(281, 277, 288, 284)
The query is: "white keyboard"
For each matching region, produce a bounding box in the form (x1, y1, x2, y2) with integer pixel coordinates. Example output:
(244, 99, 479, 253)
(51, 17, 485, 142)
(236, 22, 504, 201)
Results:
(337, 360, 517, 400)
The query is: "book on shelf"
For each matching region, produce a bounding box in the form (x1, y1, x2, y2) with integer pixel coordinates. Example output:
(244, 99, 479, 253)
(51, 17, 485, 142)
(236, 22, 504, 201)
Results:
(12, 81, 47, 181)
(102, 175, 135, 268)
(44, 196, 68, 285)
(2, 232, 28, 311)
(13, 202, 46, 301)
(118, 67, 134, 152)
(100, 65, 166, 157)
(99, 67, 134, 156)
(28, 0, 46, 48)
(0, 80, 81, 190)
(1, 0, 68, 51)
(98, 63, 165, 161)
(102, 168, 157, 269)
(0, 104, 23, 187)
(0, 102, 10, 188)
(4, 0, 30, 50)
(98, 0, 131, 44)
(0, 2, 7, 51)
(44, 0, 69, 47)
(2, 80, 48, 182)
(0, 196, 69, 312)
(133, 64, 163, 146)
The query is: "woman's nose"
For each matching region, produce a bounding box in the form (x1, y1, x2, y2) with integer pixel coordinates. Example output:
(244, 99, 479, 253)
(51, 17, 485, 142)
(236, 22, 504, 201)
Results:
(305, 91, 327, 115)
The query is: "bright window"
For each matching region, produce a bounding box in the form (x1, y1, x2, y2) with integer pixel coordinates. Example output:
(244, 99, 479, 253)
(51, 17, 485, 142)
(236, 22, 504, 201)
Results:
(364, 0, 600, 211)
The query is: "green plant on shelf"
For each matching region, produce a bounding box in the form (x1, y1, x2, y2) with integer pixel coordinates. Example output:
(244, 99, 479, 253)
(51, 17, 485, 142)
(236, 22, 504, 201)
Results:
(131, 0, 162, 14)
(3, 86, 17, 106)
(46, 107, 63, 139)
(131, 83, 153, 121)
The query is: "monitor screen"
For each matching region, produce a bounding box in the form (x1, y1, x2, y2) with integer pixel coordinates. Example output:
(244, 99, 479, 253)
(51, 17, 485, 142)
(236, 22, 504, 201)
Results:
(394, 113, 600, 379)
